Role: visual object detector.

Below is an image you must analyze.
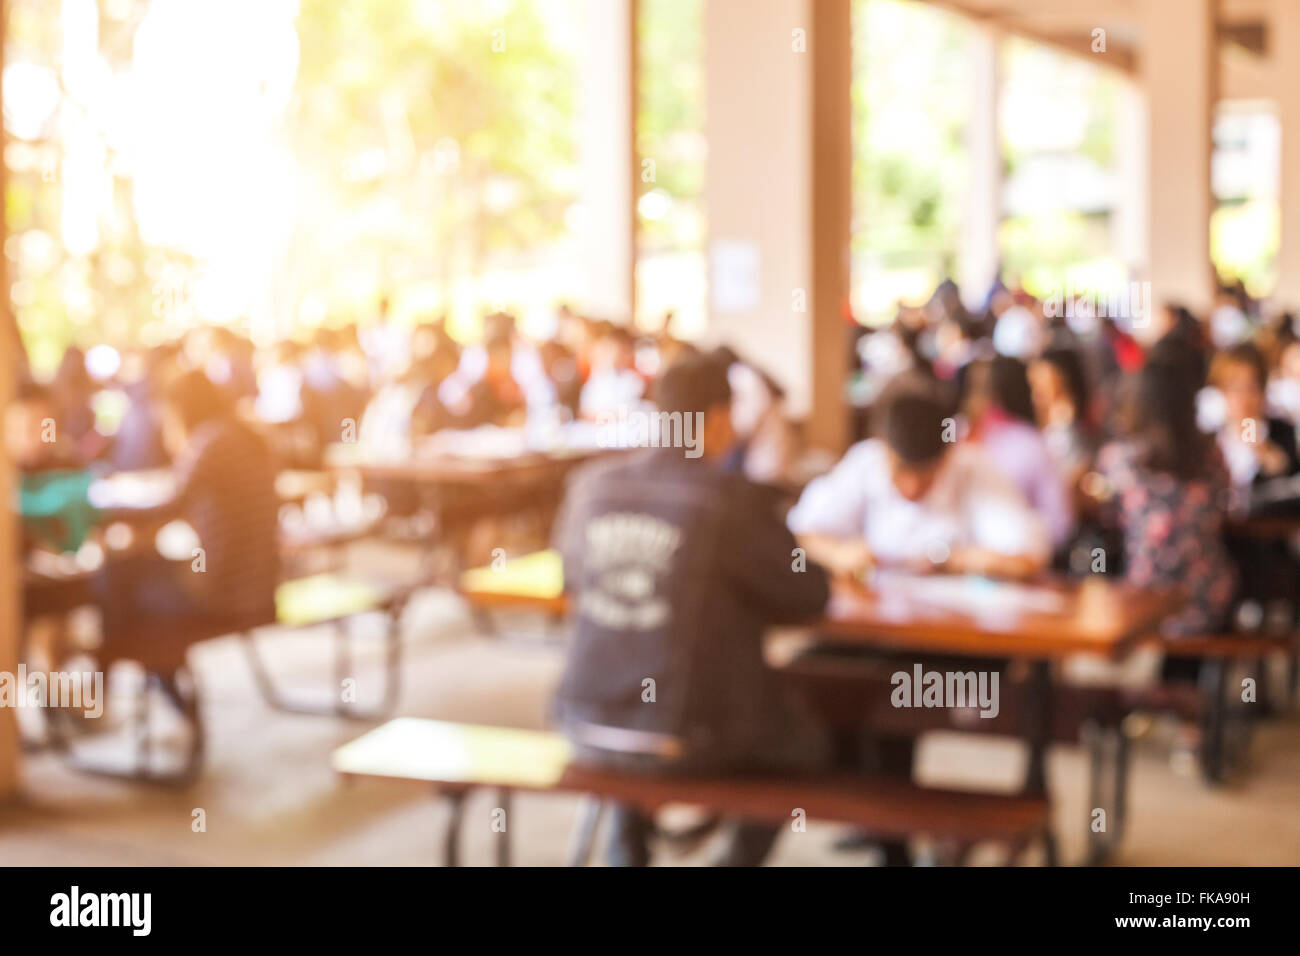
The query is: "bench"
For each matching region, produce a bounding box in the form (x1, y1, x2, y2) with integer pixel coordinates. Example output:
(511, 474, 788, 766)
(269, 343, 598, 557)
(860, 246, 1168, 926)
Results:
(1125, 632, 1297, 784)
(332, 718, 1056, 866)
(48, 573, 418, 786)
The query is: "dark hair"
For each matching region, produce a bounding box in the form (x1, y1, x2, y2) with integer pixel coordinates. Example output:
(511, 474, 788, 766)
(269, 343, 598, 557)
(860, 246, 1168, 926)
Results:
(163, 369, 234, 431)
(986, 355, 1036, 424)
(654, 355, 731, 418)
(1210, 342, 1269, 391)
(877, 379, 950, 465)
(1038, 347, 1090, 421)
(1120, 360, 1209, 480)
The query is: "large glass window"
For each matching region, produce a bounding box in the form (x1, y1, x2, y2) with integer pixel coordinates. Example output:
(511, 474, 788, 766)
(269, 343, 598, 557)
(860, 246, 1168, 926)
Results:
(635, 0, 705, 339)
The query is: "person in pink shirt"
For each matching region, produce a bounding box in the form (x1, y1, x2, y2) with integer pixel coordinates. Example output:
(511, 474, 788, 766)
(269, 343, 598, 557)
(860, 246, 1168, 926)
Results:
(962, 355, 1075, 551)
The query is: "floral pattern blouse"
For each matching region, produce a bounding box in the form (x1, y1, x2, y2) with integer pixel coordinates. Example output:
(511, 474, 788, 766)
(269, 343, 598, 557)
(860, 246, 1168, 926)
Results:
(1097, 440, 1236, 636)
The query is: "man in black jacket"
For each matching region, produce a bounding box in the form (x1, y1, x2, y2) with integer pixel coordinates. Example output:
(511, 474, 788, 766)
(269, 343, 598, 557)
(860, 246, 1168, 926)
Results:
(552, 355, 832, 866)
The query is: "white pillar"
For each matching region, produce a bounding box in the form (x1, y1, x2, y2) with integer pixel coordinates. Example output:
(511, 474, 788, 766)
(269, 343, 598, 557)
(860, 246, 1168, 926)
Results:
(1274, 0, 1300, 306)
(576, 0, 636, 320)
(1142, 0, 1217, 317)
(703, 0, 850, 450)
(959, 25, 1001, 311)
(1111, 78, 1149, 279)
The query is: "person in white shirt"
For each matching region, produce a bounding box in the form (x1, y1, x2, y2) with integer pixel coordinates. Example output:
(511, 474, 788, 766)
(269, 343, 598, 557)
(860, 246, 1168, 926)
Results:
(787, 380, 1051, 581)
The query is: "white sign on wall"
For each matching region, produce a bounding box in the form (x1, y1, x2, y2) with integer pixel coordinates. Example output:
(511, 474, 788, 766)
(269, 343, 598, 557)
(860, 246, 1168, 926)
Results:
(709, 239, 761, 313)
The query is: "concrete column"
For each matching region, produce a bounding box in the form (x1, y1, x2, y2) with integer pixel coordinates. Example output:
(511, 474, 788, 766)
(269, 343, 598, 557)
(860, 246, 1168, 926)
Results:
(959, 25, 1001, 311)
(577, 0, 637, 320)
(703, 0, 850, 451)
(1111, 78, 1149, 279)
(0, 0, 19, 800)
(1274, 0, 1300, 306)
(1141, 0, 1218, 316)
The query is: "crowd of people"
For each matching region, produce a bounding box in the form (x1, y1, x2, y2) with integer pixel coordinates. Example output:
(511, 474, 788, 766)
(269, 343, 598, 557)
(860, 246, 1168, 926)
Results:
(548, 277, 1300, 865)
(11, 274, 1300, 865)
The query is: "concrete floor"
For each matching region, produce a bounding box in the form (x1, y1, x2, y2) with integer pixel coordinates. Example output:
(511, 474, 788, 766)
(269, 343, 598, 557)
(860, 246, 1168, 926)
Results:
(3, 543, 1299, 866)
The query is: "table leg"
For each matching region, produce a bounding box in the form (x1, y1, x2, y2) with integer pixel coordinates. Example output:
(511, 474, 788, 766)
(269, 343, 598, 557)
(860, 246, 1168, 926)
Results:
(443, 790, 466, 866)
(1023, 660, 1052, 796)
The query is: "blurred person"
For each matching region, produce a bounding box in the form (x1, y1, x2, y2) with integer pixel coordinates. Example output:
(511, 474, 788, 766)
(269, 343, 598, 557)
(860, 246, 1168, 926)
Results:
(1028, 347, 1093, 486)
(558, 305, 599, 384)
(1208, 344, 1300, 623)
(253, 340, 306, 425)
(204, 327, 257, 403)
(1209, 343, 1300, 489)
(9, 381, 98, 555)
(51, 345, 104, 463)
(552, 355, 833, 867)
(111, 347, 173, 471)
(1150, 303, 1210, 389)
(991, 299, 1044, 360)
(962, 356, 1074, 549)
(463, 333, 529, 427)
(359, 345, 462, 451)
(95, 369, 279, 639)
(788, 376, 1051, 581)
(1209, 282, 1254, 350)
(411, 314, 455, 363)
(1269, 336, 1300, 427)
(1093, 360, 1235, 644)
(538, 339, 582, 418)
(713, 346, 796, 485)
(300, 329, 370, 457)
(579, 324, 644, 419)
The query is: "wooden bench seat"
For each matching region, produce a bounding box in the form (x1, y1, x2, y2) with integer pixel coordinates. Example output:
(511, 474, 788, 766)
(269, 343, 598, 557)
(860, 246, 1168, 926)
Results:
(1126, 632, 1297, 784)
(332, 718, 1054, 866)
(1149, 633, 1294, 658)
(50, 573, 419, 786)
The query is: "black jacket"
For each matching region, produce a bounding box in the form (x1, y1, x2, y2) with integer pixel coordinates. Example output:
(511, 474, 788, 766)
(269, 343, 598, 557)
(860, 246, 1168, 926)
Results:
(552, 448, 829, 759)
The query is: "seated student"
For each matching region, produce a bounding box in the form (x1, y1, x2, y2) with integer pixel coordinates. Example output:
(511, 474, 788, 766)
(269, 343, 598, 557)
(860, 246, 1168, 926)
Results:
(962, 356, 1073, 549)
(51, 345, 107, 463)
(111, 347, 173, 471)
(359, 346, 461, 451)
(552, 356, 832, 867)
(9, 381, 98, 556)
(713, 346, 796, 485)
(95, 370, 279, 639)
(463, 333, 529, 428)
(789, 376, 1051, 581)
(1207, 342, 1300, 620)
(1269, 334, 1300, 428)
(1094, 360, 1235, 643)
(1209, 342, 1300, 490)
(1028, 347, 1093, 488)
(538, 338, 582, 419)
(578, 324, 644, 419)
(1150, 303, 1210, 389)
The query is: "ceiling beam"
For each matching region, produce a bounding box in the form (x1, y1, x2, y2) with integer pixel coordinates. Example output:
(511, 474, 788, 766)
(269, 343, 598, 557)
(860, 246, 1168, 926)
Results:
(923, 0, 1138, 75)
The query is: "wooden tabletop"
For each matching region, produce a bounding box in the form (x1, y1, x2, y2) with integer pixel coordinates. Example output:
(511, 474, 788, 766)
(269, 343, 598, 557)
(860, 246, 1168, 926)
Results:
(460, 550, 1183, 660)
(819, 571, 1181, 659)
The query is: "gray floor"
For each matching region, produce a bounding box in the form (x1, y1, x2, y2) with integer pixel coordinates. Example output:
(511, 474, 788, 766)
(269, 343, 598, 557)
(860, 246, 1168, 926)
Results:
(3, 543, 1299, 866)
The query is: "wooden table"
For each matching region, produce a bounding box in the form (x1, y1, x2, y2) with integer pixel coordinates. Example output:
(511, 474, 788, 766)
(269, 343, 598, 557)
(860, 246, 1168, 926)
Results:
(328, 436, 616, 580)
(460, 550, 1178, 657)
(459, 550, 1183, 803)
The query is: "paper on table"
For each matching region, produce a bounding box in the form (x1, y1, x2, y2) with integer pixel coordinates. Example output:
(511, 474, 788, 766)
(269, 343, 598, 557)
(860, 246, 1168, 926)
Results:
(869, 570, 1067, 617)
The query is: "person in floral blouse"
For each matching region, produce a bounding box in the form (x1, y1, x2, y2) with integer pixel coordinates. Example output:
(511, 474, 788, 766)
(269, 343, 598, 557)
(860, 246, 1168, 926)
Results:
(1096, 358, 1236, 650)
